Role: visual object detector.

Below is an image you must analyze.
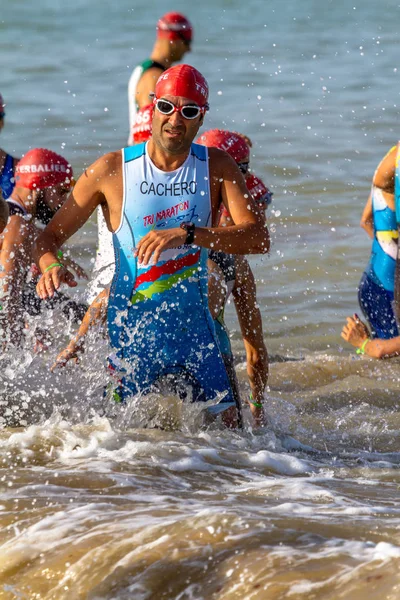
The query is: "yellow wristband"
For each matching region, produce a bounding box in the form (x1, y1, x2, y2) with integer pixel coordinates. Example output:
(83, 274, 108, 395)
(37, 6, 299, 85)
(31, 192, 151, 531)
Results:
(356, 338, 370, 355)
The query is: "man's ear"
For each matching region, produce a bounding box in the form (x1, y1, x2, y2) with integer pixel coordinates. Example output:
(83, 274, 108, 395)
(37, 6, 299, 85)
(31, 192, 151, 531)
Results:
(198, 114, 204, 127)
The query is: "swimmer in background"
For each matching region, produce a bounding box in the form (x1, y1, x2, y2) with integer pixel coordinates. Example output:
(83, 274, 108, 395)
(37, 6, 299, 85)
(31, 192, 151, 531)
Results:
(0, 93, 19, 200)
(0, 149, 87, 347)
(341, 144, 400, 358)
(341, 313, 400, 358)
(35, 65, 269, 427)
(356, 145, 399, 340)
(127, 12, 192, 145)
(197, 129, 271, 428)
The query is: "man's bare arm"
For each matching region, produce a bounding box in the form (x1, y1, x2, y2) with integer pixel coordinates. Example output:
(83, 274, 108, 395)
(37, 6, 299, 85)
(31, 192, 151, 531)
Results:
(373, 145, 396, 194)
(360, 193, 373, 238)
(34, 152, 121, 298)
(209, 148, 269, 254)
(52, 289, 109, 370)
(0, 216, 35, 341)
(136, 150, 270, 265)
(232, 256, 268, 426)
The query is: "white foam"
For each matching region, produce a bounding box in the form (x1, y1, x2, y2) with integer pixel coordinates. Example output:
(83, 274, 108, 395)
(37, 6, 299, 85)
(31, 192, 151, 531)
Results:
(286, 539, 400, 596)
(168, 454, 214, 472)
(246, 450, 310, 475)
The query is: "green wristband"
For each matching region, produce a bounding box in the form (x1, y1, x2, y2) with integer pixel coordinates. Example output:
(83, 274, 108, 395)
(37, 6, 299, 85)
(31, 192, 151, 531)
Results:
(356, 338, 370, 355)
(249, 392, 263, 408)
(44, 262, 64, 273)
(57, 250, 64, 260)
(251, 401, 263, 408)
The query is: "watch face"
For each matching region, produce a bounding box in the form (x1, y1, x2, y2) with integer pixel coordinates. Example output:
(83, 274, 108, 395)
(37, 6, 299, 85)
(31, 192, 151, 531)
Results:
(180, 222, 195, 244)
(180, 222, 194, 230)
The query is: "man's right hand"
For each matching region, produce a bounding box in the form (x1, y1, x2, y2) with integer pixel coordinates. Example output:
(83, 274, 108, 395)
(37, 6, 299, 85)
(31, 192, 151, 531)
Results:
(341, 314, 370, 349)
(51, 342, 83, 371)
(36, 265, 77, 299)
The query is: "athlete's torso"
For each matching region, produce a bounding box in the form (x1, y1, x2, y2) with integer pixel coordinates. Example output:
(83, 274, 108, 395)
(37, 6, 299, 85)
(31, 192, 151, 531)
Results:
(366, 185, 398, 291)
(108, 142, 213, 355)
(127, 59, 165, 145)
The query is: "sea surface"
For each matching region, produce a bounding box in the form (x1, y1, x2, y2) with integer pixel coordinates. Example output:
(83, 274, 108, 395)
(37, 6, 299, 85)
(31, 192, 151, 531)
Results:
(1, 0, 400, 598)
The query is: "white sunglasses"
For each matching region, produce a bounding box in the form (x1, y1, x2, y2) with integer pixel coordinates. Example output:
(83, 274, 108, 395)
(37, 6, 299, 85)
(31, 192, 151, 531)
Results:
(153, 98, 208, 120)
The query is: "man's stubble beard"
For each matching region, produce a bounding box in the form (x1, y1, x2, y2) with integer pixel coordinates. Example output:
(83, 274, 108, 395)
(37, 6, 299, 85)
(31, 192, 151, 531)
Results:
(153, 129, 193, 157)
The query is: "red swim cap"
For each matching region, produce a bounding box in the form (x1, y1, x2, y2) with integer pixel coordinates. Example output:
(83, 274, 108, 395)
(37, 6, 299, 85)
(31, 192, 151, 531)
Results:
(156, 12, 193, 44)
(155, 64, 209, 108)
(15, 149, 73, 190)
(131, 104, 153, 145)
(196, 129, 250, 164)
(246, 173, 273, 205)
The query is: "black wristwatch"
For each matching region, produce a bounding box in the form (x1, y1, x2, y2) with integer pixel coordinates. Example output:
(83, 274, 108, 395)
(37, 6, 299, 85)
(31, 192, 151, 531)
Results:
(180, 221, 196, 245)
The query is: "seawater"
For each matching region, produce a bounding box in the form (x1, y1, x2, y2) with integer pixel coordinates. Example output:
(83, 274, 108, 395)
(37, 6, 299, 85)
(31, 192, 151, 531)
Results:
(0, 0, 400, 598)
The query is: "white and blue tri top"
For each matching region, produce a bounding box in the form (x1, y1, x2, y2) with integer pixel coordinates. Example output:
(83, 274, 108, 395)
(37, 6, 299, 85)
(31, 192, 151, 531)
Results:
(108, 142, 235, 411)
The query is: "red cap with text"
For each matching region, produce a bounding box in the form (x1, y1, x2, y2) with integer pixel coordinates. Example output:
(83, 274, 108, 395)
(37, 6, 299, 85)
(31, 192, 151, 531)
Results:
(156, 12, 193, 43)
(15, 149, 73, 190)
(155, 64, 209, 107)
(196, 129, 250, 164)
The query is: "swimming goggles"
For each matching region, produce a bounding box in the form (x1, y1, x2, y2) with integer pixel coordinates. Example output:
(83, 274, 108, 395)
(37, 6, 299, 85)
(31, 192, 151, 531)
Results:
(153, 98, 208, 120)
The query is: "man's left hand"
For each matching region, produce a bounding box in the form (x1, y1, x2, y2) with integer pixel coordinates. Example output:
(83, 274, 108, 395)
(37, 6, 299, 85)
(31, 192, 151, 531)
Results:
(135, 227, 187, 265)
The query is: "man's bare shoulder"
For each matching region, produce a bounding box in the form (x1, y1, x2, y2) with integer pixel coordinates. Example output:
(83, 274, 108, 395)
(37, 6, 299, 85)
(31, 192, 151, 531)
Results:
(373, 145, 397, 190)
(207, 146, 234, 163)
(207, 147, 237, 177)
(82, 151, 122, 181)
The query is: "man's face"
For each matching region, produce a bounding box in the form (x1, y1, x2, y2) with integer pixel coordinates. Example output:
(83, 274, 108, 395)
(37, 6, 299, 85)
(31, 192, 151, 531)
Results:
(151, 95, 204, 156)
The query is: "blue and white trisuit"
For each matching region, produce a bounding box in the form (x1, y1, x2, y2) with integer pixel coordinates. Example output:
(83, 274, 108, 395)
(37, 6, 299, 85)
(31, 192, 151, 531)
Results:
(107, 142, 236, 414)
(358, 148, 399, 339)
